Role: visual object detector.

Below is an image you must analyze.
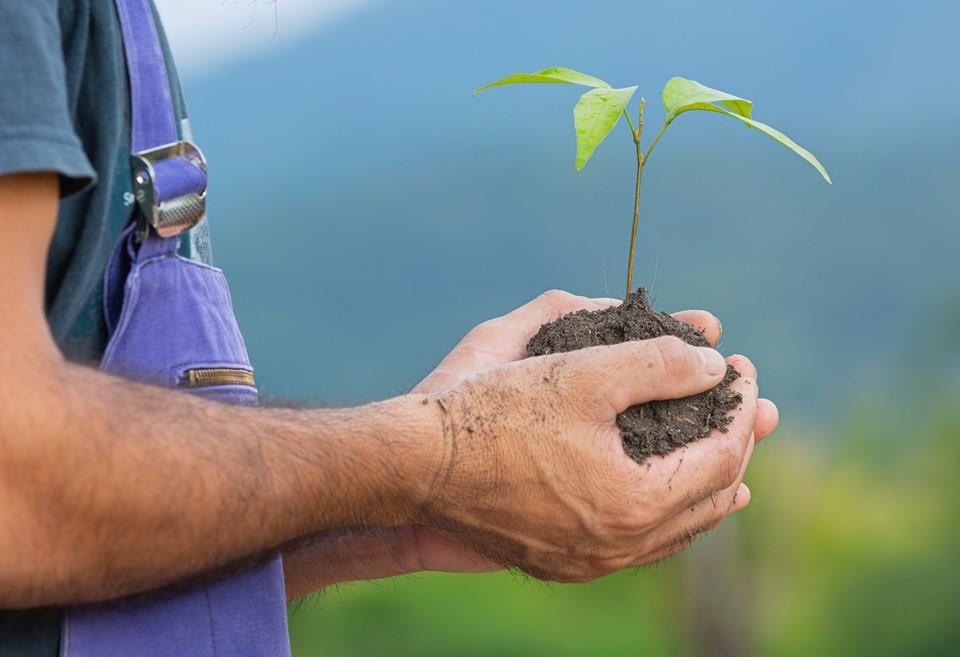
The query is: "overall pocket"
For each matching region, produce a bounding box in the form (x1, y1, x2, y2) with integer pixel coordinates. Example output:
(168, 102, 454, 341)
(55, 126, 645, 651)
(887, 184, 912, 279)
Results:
(101, 251, 257, 395)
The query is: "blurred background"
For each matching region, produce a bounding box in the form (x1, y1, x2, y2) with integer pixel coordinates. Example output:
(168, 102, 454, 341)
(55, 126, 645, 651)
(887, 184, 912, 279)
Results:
(156, 0, 959, 655)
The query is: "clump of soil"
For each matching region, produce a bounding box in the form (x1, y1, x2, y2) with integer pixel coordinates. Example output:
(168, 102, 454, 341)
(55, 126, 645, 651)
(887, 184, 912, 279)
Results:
(526, 289, 741, 463)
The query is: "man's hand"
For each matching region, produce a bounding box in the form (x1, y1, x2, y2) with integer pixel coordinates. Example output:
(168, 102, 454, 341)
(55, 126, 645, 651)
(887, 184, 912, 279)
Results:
(413, 291, 776, 581)
(415, 291, 778, 574)
(421, 332, 764, 582)
(284, 291, 777, 595)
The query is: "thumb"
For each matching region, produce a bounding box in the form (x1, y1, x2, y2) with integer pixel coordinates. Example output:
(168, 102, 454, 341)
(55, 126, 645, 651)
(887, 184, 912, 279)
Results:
(560, 336, 728, 419)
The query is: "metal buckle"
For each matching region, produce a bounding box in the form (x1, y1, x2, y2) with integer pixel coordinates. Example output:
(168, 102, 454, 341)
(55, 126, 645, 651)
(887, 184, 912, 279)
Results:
(131, 140, 208, 242)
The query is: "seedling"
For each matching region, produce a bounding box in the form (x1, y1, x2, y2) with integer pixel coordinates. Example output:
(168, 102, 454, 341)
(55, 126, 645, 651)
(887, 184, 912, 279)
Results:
(474, 68, 831, 297)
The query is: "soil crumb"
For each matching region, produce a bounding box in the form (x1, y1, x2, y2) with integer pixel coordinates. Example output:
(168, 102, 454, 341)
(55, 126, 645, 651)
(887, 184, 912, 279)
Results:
(526, 289, 741, 463)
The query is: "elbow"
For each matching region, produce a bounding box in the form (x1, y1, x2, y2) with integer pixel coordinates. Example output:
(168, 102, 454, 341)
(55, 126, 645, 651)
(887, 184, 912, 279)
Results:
(0, 473, 102, 608)
(0, 366, 86, 607)
(0, 484, 74, 608)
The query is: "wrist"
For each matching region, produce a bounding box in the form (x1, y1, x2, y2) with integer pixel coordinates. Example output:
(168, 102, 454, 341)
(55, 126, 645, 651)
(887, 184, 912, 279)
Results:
(340, 393, 448, 527)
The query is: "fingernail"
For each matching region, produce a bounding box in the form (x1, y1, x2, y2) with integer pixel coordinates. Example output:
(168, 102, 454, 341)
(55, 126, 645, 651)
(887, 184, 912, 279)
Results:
(698, 347, 726, 376)
(735, 483, 751, 506)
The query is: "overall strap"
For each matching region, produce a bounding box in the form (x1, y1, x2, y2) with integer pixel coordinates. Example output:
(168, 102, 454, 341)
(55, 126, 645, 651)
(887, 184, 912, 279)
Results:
(115, 0, 177, 151)
(116, 0, 208, 258)
(70, 6, 292, 657)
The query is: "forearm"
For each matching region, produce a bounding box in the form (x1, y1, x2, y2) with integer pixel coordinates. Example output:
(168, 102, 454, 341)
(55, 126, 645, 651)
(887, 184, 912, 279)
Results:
(281, 527, 420, 599)
(0, 355, 441, 608)
(281, 524, 501, 599)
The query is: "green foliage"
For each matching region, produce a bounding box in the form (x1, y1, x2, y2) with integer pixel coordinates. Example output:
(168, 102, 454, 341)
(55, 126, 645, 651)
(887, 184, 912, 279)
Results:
(573, 86, 638, 170)
(661, 77, 832, 183)
(661, 76, 754, 122)
(473, 66, 611, 94)
(474, 67, 831, 183)
(475, 65, 831, 296)
(290, 566, 690, 657)
(289, 397, 959, 657)
(474, 67, 635, 170)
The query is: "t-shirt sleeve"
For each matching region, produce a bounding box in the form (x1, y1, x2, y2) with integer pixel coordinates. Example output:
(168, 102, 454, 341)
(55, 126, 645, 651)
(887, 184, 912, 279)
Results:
(0, 1, 96, 197)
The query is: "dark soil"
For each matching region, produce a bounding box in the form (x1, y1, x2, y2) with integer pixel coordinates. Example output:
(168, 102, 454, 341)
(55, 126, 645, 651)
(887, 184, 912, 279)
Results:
(526, 289, 741, 463)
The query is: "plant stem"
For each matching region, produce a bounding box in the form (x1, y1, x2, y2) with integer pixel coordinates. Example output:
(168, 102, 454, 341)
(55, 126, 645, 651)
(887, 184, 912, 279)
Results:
(642, 121, 670, 163)
(625, 99, 646, 297)
(622, 109, 637, 138)
(625, 141, 644, 297)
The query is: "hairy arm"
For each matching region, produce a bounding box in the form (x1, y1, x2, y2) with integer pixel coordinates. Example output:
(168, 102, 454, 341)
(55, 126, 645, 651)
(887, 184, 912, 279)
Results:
(3, 172, 773, 607)
(281, 296, 779, 597)
(0, 173, 441, 607)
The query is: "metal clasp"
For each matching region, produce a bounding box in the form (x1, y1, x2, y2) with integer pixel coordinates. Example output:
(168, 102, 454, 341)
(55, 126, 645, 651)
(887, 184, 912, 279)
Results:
(131, 141, 208, 242)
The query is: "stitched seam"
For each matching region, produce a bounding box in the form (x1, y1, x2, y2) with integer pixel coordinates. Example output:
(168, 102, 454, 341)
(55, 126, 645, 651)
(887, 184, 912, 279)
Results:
(99, 268, 142, 370)
(204, 585, 219, 657)
(136, 252, 224, 274)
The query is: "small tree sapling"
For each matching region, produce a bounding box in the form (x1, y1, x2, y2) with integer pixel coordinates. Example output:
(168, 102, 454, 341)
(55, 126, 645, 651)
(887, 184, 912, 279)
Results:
(474, 68, 831, 297)
(475, 68, 832, 461)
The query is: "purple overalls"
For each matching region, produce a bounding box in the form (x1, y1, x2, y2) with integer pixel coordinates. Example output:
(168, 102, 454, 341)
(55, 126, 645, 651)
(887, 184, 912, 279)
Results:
(61, 0, 291, 655)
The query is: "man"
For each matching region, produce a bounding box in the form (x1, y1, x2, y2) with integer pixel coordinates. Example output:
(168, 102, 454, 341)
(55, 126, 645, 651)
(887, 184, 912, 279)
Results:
(0, 1, 778, 654)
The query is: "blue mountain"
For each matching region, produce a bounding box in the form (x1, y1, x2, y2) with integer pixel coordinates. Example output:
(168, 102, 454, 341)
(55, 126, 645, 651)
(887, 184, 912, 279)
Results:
(180, 0, 960, 421)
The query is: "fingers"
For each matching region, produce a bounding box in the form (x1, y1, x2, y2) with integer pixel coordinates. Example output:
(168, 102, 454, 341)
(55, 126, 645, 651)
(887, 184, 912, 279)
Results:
(471, 290, 619, 362)
(637, 431, 755, 563)
(625, 354, 770, 566)
(644, 358, 759, 515)
(633, 483, 751, 567)
(414, 290, 620, 393)
(557, 336, 727, 418)
(727, 353, 756, 378)
(496, 290, 620, 349)
(671, 310, 722, 347)
(755, 398, 779, 443)
(726, 354, 778, 443)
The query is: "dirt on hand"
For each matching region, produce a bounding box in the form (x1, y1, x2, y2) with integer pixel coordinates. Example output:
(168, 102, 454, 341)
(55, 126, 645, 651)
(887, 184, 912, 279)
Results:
(526, 289, 741, 463)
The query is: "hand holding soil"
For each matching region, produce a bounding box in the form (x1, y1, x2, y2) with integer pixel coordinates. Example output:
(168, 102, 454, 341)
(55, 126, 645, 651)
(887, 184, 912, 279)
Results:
(414, 291, 777, 582)
(528, 289, 743, 462)
(452, 68, 812, 581)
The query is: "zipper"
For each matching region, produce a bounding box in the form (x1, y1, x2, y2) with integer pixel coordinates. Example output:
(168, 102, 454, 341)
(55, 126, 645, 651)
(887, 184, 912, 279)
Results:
(180, 367, 255, 388)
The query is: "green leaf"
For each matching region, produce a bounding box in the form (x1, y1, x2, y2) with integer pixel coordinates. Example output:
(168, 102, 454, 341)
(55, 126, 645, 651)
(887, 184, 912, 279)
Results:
(474, 67, 611, 96)
(662, 76, 753, 122)
(661, 77, 831, 184)
(726, 113, 832, 184)
(573, 86, 637, 171)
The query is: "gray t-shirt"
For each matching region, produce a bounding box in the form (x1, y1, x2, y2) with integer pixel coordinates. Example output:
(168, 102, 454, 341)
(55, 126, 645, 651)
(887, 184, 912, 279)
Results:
(0, 1, 201, 653)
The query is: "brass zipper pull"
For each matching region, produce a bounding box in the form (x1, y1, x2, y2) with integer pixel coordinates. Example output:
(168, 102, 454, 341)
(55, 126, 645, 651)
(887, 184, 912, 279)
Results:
(180, 367, 255, 388)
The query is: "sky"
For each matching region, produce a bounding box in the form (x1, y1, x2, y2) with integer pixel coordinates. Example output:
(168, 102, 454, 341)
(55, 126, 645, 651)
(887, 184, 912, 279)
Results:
(155, 0, 382, 78)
